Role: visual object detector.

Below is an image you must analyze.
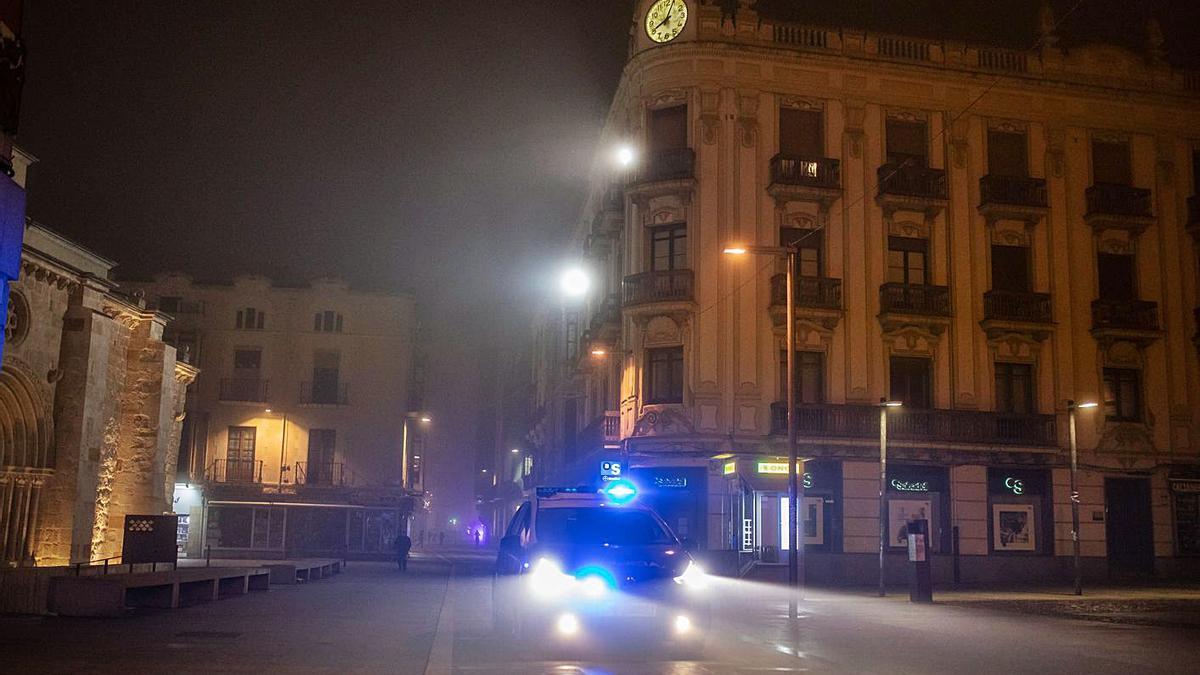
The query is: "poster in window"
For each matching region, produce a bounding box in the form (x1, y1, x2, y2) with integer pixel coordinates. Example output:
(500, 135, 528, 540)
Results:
(803, 496, 824, 546)
(888, 499, 931, 548)
(993, 503, 1037, 551)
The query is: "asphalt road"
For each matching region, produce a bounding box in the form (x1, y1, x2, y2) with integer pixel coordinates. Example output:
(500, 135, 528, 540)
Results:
(1, 551, 1196, 674)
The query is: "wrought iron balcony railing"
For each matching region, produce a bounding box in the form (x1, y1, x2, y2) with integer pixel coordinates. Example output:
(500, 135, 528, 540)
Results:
(634, 148, 695, 183)
(301, 381, 349, 405)
(770, 274, 843, 310)
(769, 402, 1057, 446)
(879, 282, 951, 317)
(1085, 183, 1152, 218)
(979, 175, 1048, 209)
(1091, 299, 1159, 332)
(207, 459, 263, 483)
(769, 154, 841, 190)
(877, 164, 948, 201)
(623, 269, 694, 307)
(219, 378, 269, 402)
(983, 290, 1052, 323)
(295, 461, 348, 487)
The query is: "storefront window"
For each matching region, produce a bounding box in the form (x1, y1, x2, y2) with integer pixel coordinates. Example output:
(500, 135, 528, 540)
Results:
(1172, 480, 1200, 556)
(885, 465, 949, 553)
(987, 468, 1051, 555)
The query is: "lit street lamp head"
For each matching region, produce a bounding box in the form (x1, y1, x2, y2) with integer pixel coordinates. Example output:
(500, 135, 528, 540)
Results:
(722, 246, 747, 255)
(559, 267, 590, 298)
(615, 144, 636, 168)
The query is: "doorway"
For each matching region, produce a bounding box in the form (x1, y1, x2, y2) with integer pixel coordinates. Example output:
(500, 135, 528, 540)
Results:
(1104, 478, 1154, 575)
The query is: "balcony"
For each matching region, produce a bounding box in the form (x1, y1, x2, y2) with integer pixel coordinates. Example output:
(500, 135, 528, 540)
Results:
(623, 269, 694, 310)
(295, 461, 349, 487)
(1091, 299, 1160, 342)
(767, 154, 841, 206)
(1084, 183, 1154, 232)
(769, 274, 843, 311)
(206, 459, 263, 483)
(978, 175, 1048, 222)
(769, 402, 1057, 447)
(983, 290, 1052, 324)
(588, 294, 622, 344)
(879, 283, 951, 317)
(301, 381, 349, 406)
(219, 378, 269, 403)
(633, 148, 695, 184)
(876, 164, 947, 212)
(591, 186, 625, 237)
(577, 411, 621, 457)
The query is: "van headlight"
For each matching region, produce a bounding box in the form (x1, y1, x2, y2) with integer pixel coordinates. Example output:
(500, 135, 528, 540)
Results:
(527, 558, 575, 600)
(673, 560, 708, 591)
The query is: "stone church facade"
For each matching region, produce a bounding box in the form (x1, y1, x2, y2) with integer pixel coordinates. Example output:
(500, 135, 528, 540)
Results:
(1, 179, 195, 566)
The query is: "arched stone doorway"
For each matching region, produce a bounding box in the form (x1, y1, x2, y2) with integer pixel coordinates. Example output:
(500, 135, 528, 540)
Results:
(0, 365, 53, 566)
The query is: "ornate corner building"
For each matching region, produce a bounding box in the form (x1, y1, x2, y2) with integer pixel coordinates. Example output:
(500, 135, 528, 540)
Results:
(529, 1, 1200, 582)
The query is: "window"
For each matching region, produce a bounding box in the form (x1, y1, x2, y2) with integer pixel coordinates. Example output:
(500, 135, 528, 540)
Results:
(649, 105, 688, 153)
(1092, 139, 1131, 185)
(158, 296, 182, 313)
(781, 228, 823, 277)
(236, 307, 265, 330)
(645, 346, 684, 404)
(311, 350, 341, 404)
(779, 108, 823, 157)
(1097, 253, 1136, 301)
(536, 508, 674, 546)
(887, 237, 928, 285)
(226, 426, 257, 481)
(314, 311, 344, 333)
(994, 362, 1034, 414)
(307, 429, 337, 483)
(233, 348, 261, 371)
(991, 245, 1031, 292)
(987, 129, 1028, 177)
(564, 317, 579, 362)
(886, 118, 928, 167)
(890, 357, 932, 409)
(650, 224, 687, 272)
(1103, 368, 1142, 421)
(165, 330, 201, 365)
(781, 351, 825, 403)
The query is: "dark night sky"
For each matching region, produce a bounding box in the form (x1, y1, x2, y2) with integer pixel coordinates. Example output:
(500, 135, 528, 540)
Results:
(14, 1, 1197, 520)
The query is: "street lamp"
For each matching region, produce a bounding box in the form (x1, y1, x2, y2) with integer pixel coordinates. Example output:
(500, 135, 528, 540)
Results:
(724, 243, 802, 618)
(877, 399, 902, 597)
(402, 412, 432, 490)
(1066, 399, 1098, 596)
(559, 267, 591, 299)
(615, 144, 636, 168)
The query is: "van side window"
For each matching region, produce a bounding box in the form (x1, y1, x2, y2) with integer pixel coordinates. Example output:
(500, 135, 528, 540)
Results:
(506, 502, 531, 538)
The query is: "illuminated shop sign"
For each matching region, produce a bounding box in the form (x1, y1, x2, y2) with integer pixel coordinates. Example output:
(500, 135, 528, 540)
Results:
(1004, 477, 1025, 495)
(890, 479, 929, 492)
(756, 463, 814, 488)
(652, 476, 688, 489)
(723, 461, 736, 475)
(600, 461, 622, 481)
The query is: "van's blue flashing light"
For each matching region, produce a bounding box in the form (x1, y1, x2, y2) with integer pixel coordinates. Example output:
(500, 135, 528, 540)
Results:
(603, 479, 638, 504)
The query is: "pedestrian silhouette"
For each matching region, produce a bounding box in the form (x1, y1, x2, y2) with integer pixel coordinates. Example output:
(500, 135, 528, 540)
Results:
(395, 532, 412, 571)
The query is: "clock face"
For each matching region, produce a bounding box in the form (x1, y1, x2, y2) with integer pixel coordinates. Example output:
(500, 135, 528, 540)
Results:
(645, 0, 687, 44)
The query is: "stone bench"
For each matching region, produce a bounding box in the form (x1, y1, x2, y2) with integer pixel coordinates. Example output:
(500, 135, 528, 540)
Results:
(262, 558, 342, 585)
(47, 566, 270, 617)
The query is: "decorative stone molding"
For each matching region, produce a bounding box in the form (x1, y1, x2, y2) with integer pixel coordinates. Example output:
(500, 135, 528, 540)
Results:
(888, 218, 930, 240)
(882, 324, 943, 356)
(1097, 422, 1157, 455)
(987, 331, 1046, 361)
(779, 95, 823, 111)
(1102, 340, 1144, 369)
(647, 88, 688, 109)
(174, 361, 199, 386)
(632, 405, 695, 438)
(643, 315, 684, 347)
(19, 259, 78, 291)
(1096, 229, 1135, 255)
(885, 108, 927, 123)
(988, 119, 1028, 134)
(844, 99, 866, 158)
(949, 115, 970, 169)
(1091, 129, 1128, 145)
(737, 91, 759, 148)
(990, 220, 1033, 247)
(699, 89, 721, 145)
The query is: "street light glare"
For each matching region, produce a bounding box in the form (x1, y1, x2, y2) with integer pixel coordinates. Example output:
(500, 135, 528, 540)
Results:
(511, 448, 520, 454)
(1077, 402, 1099, 409)
(590, 348, 608, 357)
(419, 415, 432, 423)
(883, 400, 903, 408)
(560, 267, 590, 297)
(615, 145, 635, 168)
(723, 246, 747, 255)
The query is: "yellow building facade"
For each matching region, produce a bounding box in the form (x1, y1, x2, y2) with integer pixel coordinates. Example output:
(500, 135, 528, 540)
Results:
(532, 1, 1200, 582)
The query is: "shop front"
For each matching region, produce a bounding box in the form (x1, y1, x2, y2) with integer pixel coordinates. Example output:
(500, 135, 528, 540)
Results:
(1171, 477, 1200, 557)
(883, 465, 950, 554)
(987, 467, 1053, 556)
(723, 459, 841, 566)
(628, 466, 708, 547)
(204, 501, 409, 560)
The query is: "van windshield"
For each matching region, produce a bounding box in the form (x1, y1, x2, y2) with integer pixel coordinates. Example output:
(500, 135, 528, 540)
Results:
(536, 507, 675, 546)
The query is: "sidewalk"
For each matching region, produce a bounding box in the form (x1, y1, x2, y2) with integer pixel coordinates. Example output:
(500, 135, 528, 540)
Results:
(933, 586, 1200, 629)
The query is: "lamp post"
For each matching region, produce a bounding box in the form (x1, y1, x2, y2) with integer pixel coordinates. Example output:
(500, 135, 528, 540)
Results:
(1066, 399, 1097, 596)
(724, 243, 801, 618)
(877, 399, 902, 596)
(401, 413, 432, 490)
